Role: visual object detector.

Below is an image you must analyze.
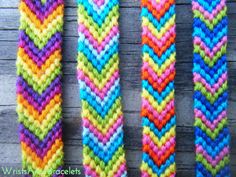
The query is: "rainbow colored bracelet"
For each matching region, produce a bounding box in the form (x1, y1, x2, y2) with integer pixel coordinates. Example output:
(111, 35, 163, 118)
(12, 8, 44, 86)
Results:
(77, 0, 127, 176)
(192, 0, 230, 176)
(140, 0, 176, 176)
(17, 0, 64, 176)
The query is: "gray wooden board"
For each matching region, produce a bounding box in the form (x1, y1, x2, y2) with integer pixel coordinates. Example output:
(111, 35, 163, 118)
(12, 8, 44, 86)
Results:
(0, 0, 236, 176)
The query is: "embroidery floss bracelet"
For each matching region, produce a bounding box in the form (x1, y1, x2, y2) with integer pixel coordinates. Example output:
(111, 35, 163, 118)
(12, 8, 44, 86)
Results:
(140, 0, 176, 176)
(192, 0, 230, 176)
(16, 0, 64, 176)
(77, 0, 127, 176)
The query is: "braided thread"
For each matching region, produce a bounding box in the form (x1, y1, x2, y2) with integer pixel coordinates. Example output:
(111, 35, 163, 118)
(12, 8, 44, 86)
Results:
(140, 0, 176, 176)
(192, 0, 230, 176)
(77, 0, 127, 176)
(16, 0, 64, 176)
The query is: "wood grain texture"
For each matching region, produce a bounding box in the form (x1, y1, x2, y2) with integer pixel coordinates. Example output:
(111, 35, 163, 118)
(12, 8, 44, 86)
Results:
(0, 0, 236, 176)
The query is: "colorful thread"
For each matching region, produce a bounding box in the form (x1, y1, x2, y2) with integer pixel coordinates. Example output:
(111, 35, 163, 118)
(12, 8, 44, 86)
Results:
(77, 0, 127, 176)
(192, 0, 230, 176)
(140, 0, 176, 176)
(16, 0, 64, 176)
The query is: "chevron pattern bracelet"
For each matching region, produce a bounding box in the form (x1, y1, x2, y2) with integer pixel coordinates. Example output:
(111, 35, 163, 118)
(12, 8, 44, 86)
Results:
(16, 0, 64, 176)
(140, 0, 176, 176)
(192, 0, 230, 176)
(77, 0, 127, 176)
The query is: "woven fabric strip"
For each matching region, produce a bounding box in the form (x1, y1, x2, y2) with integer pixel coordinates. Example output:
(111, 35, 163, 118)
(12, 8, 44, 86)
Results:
(77, 0, 127, 176)
(192, 0, 230, 176)
(140, 0, 176, 176)
(16, 0, 64, 176)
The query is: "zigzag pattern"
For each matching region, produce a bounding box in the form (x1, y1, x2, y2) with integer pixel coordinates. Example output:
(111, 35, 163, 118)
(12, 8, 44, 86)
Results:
(16, 0, 64, 176)
(140, 0, 176, 176)
(77, 0, 127, 176)
(192, 0, 230, 176)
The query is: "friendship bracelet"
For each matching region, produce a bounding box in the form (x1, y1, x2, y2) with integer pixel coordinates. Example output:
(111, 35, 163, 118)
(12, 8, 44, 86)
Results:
(192, 0, 230, 176)
(16, 0, 64, 176)
(77, 0, 127, 176)
(140, 0, 176, 176)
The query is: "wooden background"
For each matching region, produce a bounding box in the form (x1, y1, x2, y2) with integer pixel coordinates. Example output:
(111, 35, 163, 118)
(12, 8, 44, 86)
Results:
(0, 0, 236, 176)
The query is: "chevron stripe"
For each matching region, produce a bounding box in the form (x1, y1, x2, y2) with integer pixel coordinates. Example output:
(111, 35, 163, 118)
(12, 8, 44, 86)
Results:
(141, 0, 176, 176)
(16, 76, 62, 112)
(78, 29, 119, 54)
(192, 0, 230, 176)
(19, 122, 62, 157)
(83, 146, 126, 177)
(19, 31, 62, 66)
(17, 1, 64, 176)
(21, 0, 64, 21)
(83, 115, 123, 142)
(195, 127, 230, 157)
(16, 53, 61, 91)
(193, 55, 227, 85)
(141, 153, 175, 177)
(77, 53, 119, 88)
(79, 0, 118, 25)
(77, 0, 127, 176)
(194, 109, 227, 130)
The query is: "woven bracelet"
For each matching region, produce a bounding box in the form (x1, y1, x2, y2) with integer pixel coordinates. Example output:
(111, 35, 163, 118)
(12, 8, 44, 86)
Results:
(140, 0, 177, 176)
(192, 0, 230, 176)
(17, 0, 64, 176)
(77, 0, 127, 176)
